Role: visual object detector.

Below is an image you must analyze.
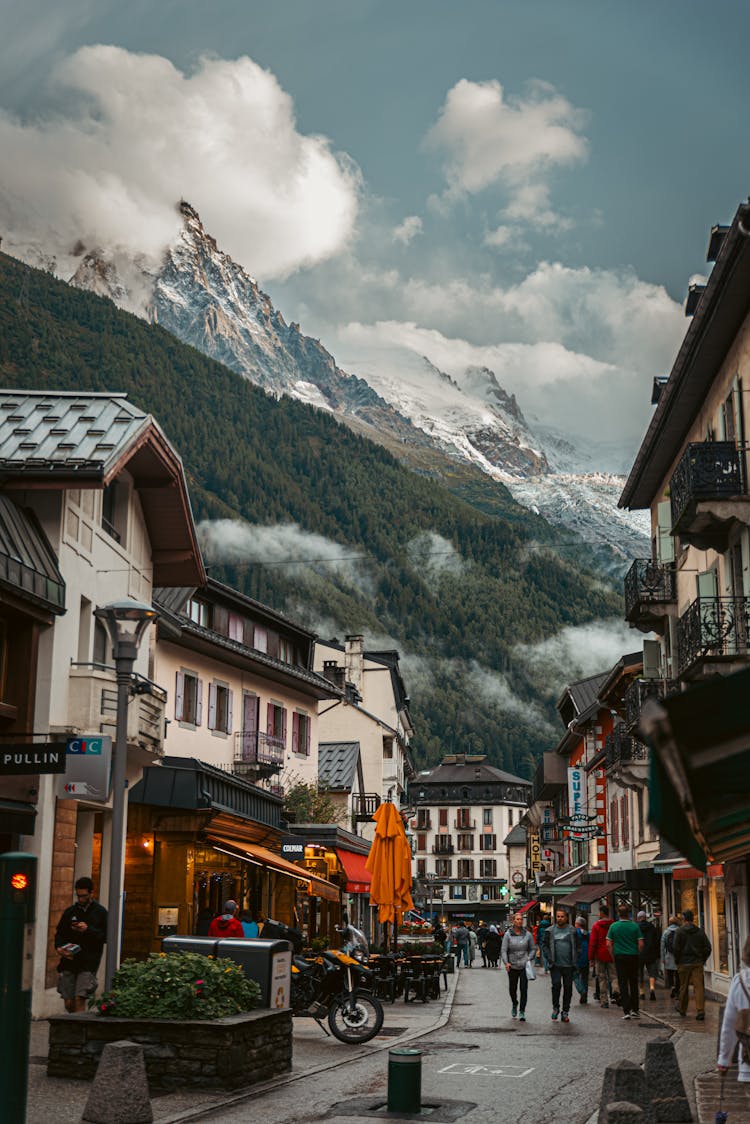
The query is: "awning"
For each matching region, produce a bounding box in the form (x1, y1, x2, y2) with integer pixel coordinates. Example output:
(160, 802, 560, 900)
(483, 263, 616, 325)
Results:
(207, 834, 340, 902)
(515, 900, 539, 915)
(536, 884, 575, 897)
(572, 881, 624, 904)
(336, 848, 371, 893)
(672, 864, 704, 881)
(641, 667, 750, 869)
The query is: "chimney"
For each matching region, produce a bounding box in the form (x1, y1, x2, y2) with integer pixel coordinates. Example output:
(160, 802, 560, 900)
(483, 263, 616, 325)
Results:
(345, 635, 364, 697)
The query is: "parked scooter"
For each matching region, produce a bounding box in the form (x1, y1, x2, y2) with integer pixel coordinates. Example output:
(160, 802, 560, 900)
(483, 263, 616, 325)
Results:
(289, 922, 384, 1043)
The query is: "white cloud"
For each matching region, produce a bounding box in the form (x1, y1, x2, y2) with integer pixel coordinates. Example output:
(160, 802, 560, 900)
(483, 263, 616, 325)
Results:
(515, 619, 638, 698)
(393, 215, 423, 245)
(406, 531, 465, 577)
(0, 46, 360, 280)
(425, 77, 587, 225)
(483, 225, 515, 249)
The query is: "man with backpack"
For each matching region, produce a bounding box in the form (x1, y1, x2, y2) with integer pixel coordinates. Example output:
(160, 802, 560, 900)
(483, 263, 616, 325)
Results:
(673, 909, 711, 1020)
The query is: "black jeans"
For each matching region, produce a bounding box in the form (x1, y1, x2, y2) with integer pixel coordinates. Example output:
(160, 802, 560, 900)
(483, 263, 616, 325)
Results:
(614, 954, 640, 1015)
(507, 967, 528, 1012)
(550, 965, 574, 1013)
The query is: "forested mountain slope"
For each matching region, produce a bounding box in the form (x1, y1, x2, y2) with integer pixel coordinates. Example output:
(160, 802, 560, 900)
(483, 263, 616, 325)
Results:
(0, 251, 621, 776)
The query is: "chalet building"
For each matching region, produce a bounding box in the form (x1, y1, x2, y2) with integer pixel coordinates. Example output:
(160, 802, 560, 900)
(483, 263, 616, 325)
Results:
(0, 389, 204, 1015)
(620, 201, 750, 994)
(408, 754, 530, 925)
(315, 636, 415, 839)
(120, 580, 343, 957)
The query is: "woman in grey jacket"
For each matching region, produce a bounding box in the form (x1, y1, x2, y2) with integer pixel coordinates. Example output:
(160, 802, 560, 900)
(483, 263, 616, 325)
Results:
(501, 912, 535, 1020)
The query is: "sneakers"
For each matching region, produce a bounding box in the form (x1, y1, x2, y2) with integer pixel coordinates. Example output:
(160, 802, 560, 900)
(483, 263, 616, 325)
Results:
(696, 1012, 706, 1021)
(519, 1012, 526, 1021)
(650, 990, 656, 1001)
(674, 1008, 685, 1017)
(511, 1004, 517, 1018)
(601, 1001, 609, 1009)
(622, 1013, 631, 1020)
(551, 1010, 559, 1020)
(579, 996, 588, 1005)
(561, 1012, 570, 1023)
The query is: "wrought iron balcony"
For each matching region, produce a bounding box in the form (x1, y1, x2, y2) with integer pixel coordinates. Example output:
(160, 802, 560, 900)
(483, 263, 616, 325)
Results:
(432, 842, 455, 855)
(670, 442, 747, 550)
(623, 678, 679, 733)
(605, 726, 649, 770)
(352, 792, 381, 822)
(232, 730, 285, 777)
(677, 596, 750, 677)
(624, 559, 676, 630)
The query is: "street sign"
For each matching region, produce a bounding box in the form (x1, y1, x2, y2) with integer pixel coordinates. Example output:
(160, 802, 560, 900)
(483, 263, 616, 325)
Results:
(57, 736, 112, 802)
(0, 744, 66, 775)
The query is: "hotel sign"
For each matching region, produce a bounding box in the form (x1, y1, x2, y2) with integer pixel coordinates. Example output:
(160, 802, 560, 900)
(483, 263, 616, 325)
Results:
(0, 744, 67, 775)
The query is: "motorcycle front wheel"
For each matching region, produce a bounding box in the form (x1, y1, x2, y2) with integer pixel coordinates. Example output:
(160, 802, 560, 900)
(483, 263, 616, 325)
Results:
(327, 990, 385, 1044)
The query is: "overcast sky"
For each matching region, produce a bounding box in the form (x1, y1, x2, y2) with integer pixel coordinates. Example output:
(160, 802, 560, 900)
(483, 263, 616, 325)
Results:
(1, 1, 747, 453)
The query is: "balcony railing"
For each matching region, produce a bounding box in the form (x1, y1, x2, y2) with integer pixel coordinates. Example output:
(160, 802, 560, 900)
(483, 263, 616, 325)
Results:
(624, 559, 676, 625)
(454, 818, 476, 830)
(432, 842, 455, 855)
(233, 730, 285, 776)
(605, 726, 649, 770)
(670, 441, 745, 537)
(677, 596, 750, 676)
(623, 678, 679, 733)
(353, 793, 381, 822)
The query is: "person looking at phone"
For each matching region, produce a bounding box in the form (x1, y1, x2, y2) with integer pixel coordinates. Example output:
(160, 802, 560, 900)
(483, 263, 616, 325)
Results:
(54, 876, 107, 1012)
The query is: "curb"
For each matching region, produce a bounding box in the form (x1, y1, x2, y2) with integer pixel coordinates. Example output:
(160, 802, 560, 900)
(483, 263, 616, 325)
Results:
(156, 969, 461, 1123)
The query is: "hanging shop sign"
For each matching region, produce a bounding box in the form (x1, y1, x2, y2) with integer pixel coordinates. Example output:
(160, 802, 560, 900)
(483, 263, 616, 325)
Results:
(530, 833, 541, 872)
(0, 743, 67, 775)
(566, 768, 586, 838)
(57, 736, 112, 802)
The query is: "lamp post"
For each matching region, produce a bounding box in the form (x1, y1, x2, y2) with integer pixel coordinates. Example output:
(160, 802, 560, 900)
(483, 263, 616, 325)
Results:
(95, 600, 158, 990)
(424, 872, 437, 923)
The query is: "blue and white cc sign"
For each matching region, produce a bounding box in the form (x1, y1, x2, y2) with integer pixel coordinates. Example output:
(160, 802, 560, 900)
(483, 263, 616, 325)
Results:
(58, 735, 113, 802)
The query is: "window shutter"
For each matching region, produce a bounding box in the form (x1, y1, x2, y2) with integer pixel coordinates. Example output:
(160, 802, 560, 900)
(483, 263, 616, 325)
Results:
(305, 716, 311, 756)
(226, 690, 233, 735)
(208, 683, 217, 730)
(175, 671, 185, 722)
(656, 500, 675, 564)
(292, 712, 299, 753)
(281, 708, 287, 746)
(196, 678, 203, 726)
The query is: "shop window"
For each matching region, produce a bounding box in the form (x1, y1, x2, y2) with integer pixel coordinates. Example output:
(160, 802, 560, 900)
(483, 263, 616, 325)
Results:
(176, 670, 202, 725)
(450, 884, 466, 899)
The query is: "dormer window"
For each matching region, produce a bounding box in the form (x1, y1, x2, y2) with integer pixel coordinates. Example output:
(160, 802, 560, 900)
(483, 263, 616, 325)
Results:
(187, 598, 209, 627)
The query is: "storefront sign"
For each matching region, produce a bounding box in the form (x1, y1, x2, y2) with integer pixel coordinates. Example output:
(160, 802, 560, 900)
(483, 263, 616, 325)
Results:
(530, 833, 541, 871)
(567, 767, 585, 838)
(57, 736, 112, 802)
(0, 743, 66, 775)
(280, 842, 306, 858)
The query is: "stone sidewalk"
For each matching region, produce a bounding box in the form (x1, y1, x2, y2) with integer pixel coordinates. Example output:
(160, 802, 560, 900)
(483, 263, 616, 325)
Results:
(25, 968, 460, 1124)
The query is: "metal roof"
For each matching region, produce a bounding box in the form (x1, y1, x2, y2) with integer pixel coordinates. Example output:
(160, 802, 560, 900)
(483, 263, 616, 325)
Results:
(318, 742, 361, 791)
(415, 758, 530, 787)
(502, 823, 527, 847)
(0, 496, 65, 613)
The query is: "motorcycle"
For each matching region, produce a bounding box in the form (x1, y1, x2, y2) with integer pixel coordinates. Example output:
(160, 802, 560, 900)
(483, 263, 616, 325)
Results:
(291, 948, 385, 1044)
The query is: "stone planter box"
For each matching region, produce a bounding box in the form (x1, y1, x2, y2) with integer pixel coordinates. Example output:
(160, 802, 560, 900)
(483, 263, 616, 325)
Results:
(47, 1008, 293, 1091)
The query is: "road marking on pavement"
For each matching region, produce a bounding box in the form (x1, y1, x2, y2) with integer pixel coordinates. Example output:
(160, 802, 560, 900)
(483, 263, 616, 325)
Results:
(436, 1063, 535, 1078)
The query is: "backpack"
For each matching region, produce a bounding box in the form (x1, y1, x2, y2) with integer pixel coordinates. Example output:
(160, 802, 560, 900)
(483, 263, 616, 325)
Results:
(665, 928, 676, 957)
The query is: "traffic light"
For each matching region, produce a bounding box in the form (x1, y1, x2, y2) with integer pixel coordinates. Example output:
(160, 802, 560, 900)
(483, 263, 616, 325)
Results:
(0, 852, 37, 1124)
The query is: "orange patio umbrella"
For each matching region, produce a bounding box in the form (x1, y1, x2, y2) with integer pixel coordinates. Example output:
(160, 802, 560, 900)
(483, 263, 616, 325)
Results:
(366, 801, 414, 931)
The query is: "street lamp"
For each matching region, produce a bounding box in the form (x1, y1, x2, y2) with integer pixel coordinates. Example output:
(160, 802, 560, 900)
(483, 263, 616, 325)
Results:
(95, 600, 158, 990)
(424, 871, 437, 922)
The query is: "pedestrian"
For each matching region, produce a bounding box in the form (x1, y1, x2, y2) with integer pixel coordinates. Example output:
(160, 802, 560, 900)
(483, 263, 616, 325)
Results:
(484, 924, 501, 968)
(542, 907, 580, 1023)
(588, 904, 615, 1008)
(636, 909, 661, 1001)
(477, 921, 489, 967)
(537, 913, 552, 972)
(661, 914, 680, 998)
(717, 934, 750, 1083)
(240, 910, 260, 937)
(208, 899, 244, 938)
(53, 876, 107, 1013)
(468, 923, 478, 964)
(501, 912, 535, 1021)
(673, 908, 712, 1020)
(606, 903, 644, 1021)
(454, 923, 470, 967)
(574, 916, 589, 1004)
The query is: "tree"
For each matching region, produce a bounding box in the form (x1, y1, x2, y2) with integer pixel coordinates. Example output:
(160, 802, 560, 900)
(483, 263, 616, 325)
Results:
(283, 782, 341, 825)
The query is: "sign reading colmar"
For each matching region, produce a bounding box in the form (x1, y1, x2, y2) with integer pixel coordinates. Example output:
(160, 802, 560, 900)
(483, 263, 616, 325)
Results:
(0, 744, 66, 775)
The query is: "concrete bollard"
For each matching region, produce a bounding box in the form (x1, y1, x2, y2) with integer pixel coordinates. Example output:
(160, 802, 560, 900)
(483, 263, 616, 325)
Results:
(81, 1040, 153, 1124)
(601, 1102, 647, 1124)
(387, 1047, 422, 1113)
(644, 1037, 692, 1122)
(600, 1060, 655, 1124)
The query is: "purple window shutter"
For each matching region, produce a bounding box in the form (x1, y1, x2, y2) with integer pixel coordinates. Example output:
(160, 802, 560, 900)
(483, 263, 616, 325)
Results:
(281, 708, 287, 747)
(196, 678, 203, 726)
(292, 712, 299, 754)
(267, 701, 275, 735)
(226, 690, 233, 735)
(175, 672, 184, 722)
(305, 718, 311, 757)
(208, 683, 217, 730)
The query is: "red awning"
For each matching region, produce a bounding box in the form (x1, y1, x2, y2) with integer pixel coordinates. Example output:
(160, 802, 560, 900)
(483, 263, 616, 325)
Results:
(337, 848, 372, 893)
(672, 864, 704, 881)
(515, 900, 538, 915)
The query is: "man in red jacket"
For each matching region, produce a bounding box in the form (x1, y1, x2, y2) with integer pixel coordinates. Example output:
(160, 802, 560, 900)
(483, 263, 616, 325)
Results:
(588, 903, 614, 1008)
(208, 900, 245, 938)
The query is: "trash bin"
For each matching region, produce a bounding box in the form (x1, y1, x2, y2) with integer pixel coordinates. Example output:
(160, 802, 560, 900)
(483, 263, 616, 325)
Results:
(216, 938, 292, 1009)
(161, 935, 219, 957)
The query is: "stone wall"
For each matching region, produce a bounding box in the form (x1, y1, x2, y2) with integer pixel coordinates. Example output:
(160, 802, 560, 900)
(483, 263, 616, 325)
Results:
(48, 1008, 293, 1091)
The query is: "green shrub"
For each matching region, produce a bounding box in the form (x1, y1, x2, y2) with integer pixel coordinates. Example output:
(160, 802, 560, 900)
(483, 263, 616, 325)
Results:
(92, 952, 261, 1020)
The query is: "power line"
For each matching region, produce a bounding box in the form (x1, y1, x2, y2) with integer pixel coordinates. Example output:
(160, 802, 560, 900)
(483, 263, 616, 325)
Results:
(205, 549, 462, 569)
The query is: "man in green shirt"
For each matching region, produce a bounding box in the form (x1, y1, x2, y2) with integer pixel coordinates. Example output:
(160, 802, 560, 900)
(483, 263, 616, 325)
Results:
(606, 904, 645, 1020)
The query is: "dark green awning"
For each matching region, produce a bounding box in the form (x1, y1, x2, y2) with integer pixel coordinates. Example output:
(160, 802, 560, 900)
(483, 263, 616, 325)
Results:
(641, 667, 750, 869)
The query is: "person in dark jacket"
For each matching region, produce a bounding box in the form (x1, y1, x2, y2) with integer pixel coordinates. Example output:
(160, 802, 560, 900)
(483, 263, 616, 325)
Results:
(673, 909, 712, 1020)
(208, 899, 244, 938)
(637, 910, 661, 1001)
(574, 916, 590, 1004)
(484, 924, 502, 968)
(54, 876, 107, 1012)
(542, 908, 581, 1023)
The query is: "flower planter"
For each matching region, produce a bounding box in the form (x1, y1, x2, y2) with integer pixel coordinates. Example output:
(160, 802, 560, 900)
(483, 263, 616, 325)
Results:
(47, 1008, 293, 1091)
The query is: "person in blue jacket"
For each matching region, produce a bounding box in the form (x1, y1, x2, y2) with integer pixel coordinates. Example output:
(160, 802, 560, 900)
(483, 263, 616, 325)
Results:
(574, 915, 590, 1004)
